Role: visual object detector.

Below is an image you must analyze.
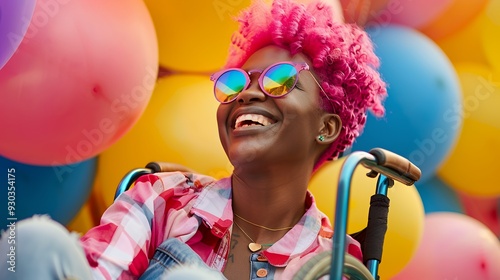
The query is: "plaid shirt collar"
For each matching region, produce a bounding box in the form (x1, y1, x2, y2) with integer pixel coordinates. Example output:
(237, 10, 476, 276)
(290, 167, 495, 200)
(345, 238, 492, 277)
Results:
(190, 177, 333, 267)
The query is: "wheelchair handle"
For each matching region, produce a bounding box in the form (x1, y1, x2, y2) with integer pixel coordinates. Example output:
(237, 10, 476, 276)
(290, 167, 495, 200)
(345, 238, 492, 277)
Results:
(330, 149, 421, 280)
(363, 148, 421, 186)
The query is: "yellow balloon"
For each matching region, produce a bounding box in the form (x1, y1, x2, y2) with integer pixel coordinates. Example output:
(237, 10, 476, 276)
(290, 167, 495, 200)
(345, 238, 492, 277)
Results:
(438, 63, 500, 196)
(309, 157, 425, 279)
(143, 0, 251, 73)
(97, 75, 232, 207)
(481, 0, 500, 71)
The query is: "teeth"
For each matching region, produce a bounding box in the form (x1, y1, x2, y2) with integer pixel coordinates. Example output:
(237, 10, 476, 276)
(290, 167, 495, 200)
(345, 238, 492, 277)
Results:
(235, 114, 273, 128)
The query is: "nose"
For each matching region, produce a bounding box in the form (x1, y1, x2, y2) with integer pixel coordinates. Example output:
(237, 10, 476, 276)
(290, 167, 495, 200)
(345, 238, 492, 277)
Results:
(236, 74, 266, 104)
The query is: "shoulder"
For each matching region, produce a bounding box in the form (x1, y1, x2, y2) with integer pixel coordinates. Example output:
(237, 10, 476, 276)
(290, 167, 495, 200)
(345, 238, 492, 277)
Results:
(128, 171, 217, 200)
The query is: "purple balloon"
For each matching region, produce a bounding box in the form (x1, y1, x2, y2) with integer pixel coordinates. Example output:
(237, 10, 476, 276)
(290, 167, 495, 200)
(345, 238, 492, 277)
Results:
(0, 0, 36, 69)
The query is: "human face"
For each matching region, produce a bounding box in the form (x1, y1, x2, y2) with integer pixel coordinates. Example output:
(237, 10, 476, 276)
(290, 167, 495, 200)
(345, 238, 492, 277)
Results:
(216, 46, 327, 169)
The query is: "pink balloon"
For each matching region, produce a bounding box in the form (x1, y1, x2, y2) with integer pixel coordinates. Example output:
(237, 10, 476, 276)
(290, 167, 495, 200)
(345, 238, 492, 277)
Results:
(370, 0, 453, 29)
(0, 0, 36, 69)
(392, 213, 500, 280)
(0, 0, 158, 165)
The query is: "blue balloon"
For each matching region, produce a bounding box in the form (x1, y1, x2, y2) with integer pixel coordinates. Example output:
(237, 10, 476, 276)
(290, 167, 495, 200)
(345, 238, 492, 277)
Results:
(351, 25, 462, 182)
(0, 156, 96, 230)
(416, 175, 464, 214)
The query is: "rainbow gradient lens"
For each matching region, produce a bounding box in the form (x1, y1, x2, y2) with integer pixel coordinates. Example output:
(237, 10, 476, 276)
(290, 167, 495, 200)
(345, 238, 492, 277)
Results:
(214, 69, 247, 103)
(262, 63, 298, 96)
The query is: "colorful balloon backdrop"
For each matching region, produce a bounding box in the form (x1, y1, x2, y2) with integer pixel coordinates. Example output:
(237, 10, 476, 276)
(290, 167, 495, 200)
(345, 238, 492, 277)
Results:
(0, 0, 158, 166)
(415, 174, 463, 214)
(420, 0, 489, 40)
(143, 0, 251, 73)
(350, 25, 462, 183)
(458, 192, 500, 238)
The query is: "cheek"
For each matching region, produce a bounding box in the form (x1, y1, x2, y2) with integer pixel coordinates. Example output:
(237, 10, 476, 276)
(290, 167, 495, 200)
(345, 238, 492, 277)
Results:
(216, 104, 230, 127)
(216, 105, 229, 148)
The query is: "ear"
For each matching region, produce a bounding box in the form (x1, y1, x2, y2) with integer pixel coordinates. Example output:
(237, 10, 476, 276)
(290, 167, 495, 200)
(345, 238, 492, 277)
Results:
(316, 113, 342, 144)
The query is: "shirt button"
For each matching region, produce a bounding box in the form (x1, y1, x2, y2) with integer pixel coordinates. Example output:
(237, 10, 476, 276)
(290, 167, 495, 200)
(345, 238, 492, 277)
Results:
(256, 268, 268, 277)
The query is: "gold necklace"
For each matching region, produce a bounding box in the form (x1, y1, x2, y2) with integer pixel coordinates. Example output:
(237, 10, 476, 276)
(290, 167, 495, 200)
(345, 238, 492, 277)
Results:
(234, 213, 293, 231)
(233, 221, 273, 253)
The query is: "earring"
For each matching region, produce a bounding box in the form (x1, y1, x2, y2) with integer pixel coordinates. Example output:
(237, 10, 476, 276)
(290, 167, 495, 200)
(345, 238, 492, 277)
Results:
(317, 135, 325, 142)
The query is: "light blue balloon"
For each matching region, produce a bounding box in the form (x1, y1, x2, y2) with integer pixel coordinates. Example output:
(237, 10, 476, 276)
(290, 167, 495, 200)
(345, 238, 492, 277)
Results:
(416, 175, 464, 214)
(351, 25, 462, 182)
(0, 156, 97, 230)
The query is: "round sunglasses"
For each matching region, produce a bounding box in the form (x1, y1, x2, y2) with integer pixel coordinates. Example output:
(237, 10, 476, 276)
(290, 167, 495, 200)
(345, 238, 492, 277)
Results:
(210, 61, 327, 104)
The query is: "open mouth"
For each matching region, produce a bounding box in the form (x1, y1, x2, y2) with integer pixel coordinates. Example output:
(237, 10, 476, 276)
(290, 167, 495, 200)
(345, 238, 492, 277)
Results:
(234, 113, 275, 129)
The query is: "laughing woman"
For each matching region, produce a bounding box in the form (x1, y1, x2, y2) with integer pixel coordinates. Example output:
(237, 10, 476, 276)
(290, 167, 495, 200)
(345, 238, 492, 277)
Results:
(0, 0, 386, 279)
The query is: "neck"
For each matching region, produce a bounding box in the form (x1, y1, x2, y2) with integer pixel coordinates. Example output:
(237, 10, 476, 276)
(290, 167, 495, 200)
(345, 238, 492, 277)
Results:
(230, 164, 311, 242)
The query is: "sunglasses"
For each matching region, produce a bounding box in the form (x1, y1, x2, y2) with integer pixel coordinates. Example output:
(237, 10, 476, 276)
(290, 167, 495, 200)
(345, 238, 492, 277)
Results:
(210, 61, 327, 104)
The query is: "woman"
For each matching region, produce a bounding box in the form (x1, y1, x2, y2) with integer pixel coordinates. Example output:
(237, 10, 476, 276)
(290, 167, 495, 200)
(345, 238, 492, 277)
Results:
(0, 0, 386, 279)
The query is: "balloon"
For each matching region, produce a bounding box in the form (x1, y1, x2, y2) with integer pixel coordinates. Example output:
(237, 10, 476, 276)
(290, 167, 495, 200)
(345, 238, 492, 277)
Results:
(309, 156, 425, 279)
(420, 0, 489, 40)
(459, 193, 500, 238)
(438, 64, 500, 196)
(368, 0, 452, 29)
(96, 75, 232, 207)
(351, 25, 462, 182)
(0, 155, 97, 230)
(415, 174, 463, 214)
(0, 0, 158, 166)
(392, 212, 500, 280)
(436, 14, 489, 65)
(0, 0, 36, 69)
(143, 0, 251, 73)
(481, 0, 500, 70)
(339, 0, 389, 26)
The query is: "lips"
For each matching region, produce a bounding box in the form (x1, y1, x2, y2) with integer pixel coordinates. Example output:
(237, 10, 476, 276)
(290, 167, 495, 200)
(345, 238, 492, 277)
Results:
(234, 113, 275, 129)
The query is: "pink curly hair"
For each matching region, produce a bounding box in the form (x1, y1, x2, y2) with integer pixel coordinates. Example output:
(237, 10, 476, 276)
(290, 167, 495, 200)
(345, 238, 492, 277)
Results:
(224, 0, 387, 170)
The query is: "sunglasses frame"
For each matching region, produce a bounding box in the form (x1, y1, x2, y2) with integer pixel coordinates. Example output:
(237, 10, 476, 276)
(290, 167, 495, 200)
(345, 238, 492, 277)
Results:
(210, 61, 328, 104)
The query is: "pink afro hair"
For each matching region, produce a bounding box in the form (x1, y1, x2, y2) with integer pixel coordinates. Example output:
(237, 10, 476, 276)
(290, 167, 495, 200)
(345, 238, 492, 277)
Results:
(225, 0, 387, 169)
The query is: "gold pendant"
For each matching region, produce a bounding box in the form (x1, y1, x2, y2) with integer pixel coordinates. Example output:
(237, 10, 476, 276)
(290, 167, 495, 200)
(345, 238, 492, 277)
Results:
(248, 242, 262, 252)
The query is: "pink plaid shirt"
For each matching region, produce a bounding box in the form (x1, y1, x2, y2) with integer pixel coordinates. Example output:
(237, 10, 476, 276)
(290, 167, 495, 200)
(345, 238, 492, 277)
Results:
(80, 171, 362, 279)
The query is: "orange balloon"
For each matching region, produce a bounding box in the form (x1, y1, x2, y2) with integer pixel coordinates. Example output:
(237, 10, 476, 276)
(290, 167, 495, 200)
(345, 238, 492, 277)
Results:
(96, 75, 231, 207)
(420, 0, 489, 40)
(436, 14, 489, 65)
(309, 156, 425, 279)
